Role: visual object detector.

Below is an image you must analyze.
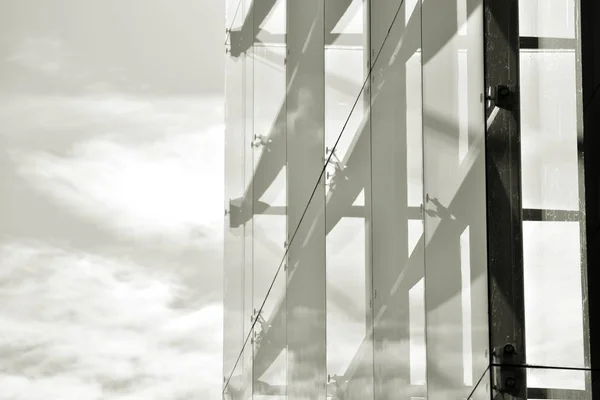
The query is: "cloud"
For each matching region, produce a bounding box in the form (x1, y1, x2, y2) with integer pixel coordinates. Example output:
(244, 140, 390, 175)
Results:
(6, 37, 69, 75)
(0, 241, 223, 399)
(6, 95, 224, 248)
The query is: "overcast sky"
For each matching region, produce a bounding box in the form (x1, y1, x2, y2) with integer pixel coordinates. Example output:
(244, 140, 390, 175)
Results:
(0, 1, 225, 398)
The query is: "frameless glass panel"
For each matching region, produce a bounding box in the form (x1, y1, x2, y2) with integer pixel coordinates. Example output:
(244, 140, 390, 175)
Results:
(224, 5, 248, 384)
(325, 86, 373, 398)
(422, 0, 489, 397)
(518, 0, 589, 373)
(255, 0, 286, 45)
(226, 0, 243, 30)
(520, 51, 580, 211)
(285, 0, 326, 398)
(225, 348, 253, 400)
(324, 0, 367, 189)
(491, 366, 591, 399)
(252, 0, 287, 327)
(253, 262, 287, 400)
(286, 175, 326, 399)
(243, 17, 255, 343)
(249, 4, 287, 399)
(523, 221, 586, 372)
(467, 369, 491, 400)
(519, 0, 576, 39)
(370, 0, 426, 398)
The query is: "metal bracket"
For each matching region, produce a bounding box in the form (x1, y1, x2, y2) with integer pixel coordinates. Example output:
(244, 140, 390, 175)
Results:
(252, 134, 272, 149)
(486, 85, 513, 110)
(324, 147, 348, 191)
(492, 343, 523, 397)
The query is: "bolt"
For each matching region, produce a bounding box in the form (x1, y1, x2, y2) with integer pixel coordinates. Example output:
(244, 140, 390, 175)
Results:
(499, 87, 509, 96)
(504, 344, 515, 355)
(505, 377, 516, 388)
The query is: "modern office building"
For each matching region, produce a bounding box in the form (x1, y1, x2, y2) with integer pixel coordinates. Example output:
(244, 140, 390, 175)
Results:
(223, 0, 600, 398)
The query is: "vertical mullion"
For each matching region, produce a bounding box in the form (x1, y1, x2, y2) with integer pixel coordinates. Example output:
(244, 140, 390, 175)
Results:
(483, 0, 526, 398)
(573, 0, 593, 396)
(581, 0, 600, 394)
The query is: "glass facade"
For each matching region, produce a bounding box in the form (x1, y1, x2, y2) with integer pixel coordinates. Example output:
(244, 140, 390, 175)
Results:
(224, 0, 592, 399)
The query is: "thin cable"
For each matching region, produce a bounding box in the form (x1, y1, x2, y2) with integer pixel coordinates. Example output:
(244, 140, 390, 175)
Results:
(466, 365, 490, 400)
(584, 82, 600, 110)
(224, 0, 243, 45)
(491, 363, 597, 372)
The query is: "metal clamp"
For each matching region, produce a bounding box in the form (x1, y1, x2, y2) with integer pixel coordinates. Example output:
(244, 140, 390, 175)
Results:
(492, 343, 523, 397)
(252, 134, 272, 149)
(486, 85, 513, 110)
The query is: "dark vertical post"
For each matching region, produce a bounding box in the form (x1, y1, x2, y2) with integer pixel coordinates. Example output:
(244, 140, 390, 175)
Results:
(483, 0, 526, 398)
(581, 0, 600, 395)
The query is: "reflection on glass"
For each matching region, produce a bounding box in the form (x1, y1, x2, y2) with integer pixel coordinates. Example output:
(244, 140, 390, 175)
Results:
(467, 369, 490, 400)
(523, 221, 586, 374)
(243, 20, 255, 342)
(422, 0, 488, 397)
(326, 216, 372, 399)
(409, 279, 426, 386)
(519, 0, 588, 379)
(251, 0, 287, 332)
(324, 0, 367, 198)
(370, 0, 425, 398)
(253, 266, 287, 400)
(491, 366, 591, 399)
(460, 226, 473, 387)
(224, 348, 252, 400)
(285, 1, 326, 398)
(224, 3, 247, 384)
(520, 51, 579, 211)
(519, 0, 576, 39)
(286, 178, 326, 399)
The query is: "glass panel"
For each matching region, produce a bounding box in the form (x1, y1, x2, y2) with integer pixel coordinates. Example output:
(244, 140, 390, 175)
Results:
(324, 0, 367, 187)
(325, 90, 373, 399)
(467, 370, 491, 400)
(286, 175, 326, 399)
(519, 0, 589, 374)
(224, 348, 253, 400)
(523, 221, 586, 371)
(285, 0, 326, 398)
(244, 14, 255, 343)
(520, 51, 579, 211)
(491, 366, 591, 399)
(252, 0, 287, 326)
(224, 4, 247, 384)
(370, 0, 426, 398)
(253, 262, 287, 400)
(519, 0, 576, 39)
(422, 0, 489, 397)
(226, 0, 243, 30)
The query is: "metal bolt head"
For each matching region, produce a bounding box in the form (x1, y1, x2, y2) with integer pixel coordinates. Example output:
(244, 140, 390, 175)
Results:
(504, 344, 515, 355)
(499, 87, 509, 96)
(505, 377, 516, 388)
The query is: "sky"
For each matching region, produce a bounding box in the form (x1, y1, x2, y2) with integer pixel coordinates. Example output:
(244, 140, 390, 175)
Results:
(0, 1, 225, 398)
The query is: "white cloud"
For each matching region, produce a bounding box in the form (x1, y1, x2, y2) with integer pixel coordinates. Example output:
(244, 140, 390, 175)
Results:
(7, 95, 224, 248)
(0, 242, 223, 400)
(6, 37, 69, 75)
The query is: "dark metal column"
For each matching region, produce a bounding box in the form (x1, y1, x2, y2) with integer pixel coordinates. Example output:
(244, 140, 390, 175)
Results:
(483, 0, 526, 397)
(581, 0, 600, 395)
